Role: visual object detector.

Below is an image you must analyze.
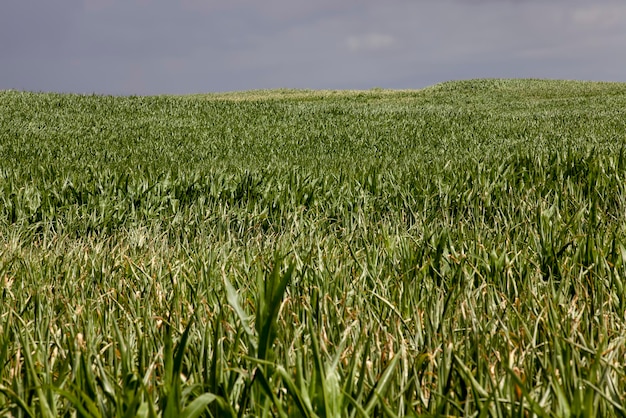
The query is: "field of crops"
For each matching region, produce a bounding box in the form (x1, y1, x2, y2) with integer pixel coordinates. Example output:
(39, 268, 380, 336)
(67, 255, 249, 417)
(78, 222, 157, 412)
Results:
(2, 79, 626, 416)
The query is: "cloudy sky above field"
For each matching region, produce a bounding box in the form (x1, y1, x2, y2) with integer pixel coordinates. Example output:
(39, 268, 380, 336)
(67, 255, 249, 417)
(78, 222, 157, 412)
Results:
(1, 0, 625, 95)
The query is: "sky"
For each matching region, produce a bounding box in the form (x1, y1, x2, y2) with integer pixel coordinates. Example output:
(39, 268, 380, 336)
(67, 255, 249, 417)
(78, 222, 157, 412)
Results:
(1, 0, 625, 95)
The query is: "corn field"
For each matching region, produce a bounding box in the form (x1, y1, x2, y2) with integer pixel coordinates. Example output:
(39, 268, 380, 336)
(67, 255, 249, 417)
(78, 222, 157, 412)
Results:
(2, 79, 626, 416)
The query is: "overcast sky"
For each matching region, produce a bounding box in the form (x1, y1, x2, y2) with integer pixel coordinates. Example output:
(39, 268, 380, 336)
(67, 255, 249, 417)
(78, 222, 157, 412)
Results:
(1, 0, 625, 95)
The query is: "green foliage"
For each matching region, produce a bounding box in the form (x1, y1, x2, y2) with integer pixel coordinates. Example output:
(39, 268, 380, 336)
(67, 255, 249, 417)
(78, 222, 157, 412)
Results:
(2, 79, 626, 416)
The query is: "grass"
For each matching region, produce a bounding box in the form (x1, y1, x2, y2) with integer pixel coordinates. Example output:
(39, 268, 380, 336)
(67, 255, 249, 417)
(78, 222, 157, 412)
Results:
(2, 78, 626, 416)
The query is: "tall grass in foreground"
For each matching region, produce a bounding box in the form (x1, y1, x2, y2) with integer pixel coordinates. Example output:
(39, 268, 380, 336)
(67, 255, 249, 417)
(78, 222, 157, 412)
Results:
(2, 79, 626, 416)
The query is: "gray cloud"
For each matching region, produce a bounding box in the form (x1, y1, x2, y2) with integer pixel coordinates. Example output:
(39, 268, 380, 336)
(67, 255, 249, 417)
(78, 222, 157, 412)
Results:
(1, 0, 624, 94)
(345, 33, 397, 53)
(0, 1, 81, 57)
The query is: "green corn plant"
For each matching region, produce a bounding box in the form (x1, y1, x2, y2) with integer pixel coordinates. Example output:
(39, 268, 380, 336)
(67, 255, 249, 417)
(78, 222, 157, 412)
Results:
(223, 255, 294, 414)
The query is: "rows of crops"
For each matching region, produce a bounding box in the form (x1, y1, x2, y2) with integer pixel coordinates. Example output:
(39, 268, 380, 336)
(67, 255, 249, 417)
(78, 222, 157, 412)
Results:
(2, 79, 626, 416)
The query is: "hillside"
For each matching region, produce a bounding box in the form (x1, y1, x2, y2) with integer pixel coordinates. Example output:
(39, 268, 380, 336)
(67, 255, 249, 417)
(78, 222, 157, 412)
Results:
(2, 79, 626, 416)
